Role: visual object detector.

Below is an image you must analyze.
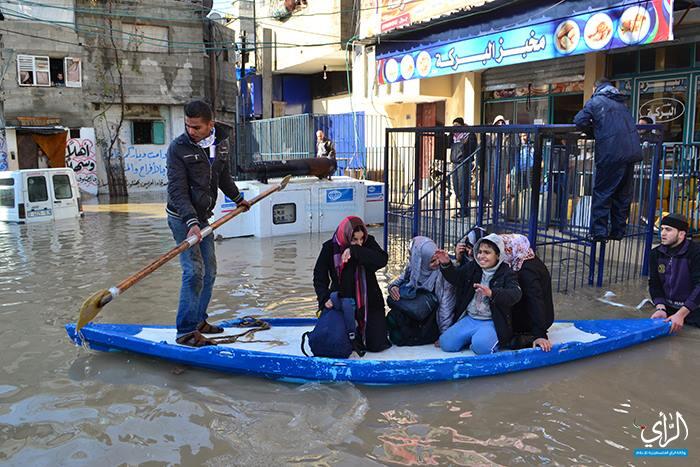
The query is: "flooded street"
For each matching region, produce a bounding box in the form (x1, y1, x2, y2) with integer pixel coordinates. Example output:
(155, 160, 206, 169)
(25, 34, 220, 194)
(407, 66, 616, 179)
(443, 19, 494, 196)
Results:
(0, 197, 698, 466)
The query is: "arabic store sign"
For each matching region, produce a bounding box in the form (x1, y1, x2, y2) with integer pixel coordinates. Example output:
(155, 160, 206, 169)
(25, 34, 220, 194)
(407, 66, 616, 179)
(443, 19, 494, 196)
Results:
(379, 0, 486, 34)
(376, 0, 674, 85)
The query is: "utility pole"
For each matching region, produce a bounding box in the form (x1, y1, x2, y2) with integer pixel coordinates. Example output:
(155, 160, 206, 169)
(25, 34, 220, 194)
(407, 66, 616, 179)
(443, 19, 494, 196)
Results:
(0, 33, 8, 171)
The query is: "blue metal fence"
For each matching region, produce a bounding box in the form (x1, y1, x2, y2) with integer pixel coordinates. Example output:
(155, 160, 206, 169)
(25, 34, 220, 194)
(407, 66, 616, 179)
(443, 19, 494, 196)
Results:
(384, 124, 664, 293)
(658, 143, 700, 235)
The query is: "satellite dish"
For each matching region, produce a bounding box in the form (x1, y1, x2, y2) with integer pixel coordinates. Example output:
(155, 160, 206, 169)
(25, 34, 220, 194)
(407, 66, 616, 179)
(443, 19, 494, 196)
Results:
(209, 12, 222, 22)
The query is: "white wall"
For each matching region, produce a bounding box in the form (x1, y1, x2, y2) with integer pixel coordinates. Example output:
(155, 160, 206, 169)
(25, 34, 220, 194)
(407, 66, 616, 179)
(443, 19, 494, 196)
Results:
(94, 105, 181, 194)
(121, 106, 173, 192)
(65, 128, 98, 196)
(0, 129, 19, 171)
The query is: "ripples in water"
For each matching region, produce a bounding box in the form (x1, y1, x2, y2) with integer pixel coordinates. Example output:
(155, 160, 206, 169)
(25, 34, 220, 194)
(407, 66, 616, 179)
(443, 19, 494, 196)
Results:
(0, 201, 699, 464)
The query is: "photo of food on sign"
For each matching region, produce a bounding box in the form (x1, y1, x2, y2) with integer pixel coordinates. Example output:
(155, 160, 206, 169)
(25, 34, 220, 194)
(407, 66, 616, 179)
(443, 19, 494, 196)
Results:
(400, 54, 415, 80)
(554, 20, 580, 54)
(416, 51, 431, 77)
(584, 13, 613, 49)
(385, 58, 399, 83)
(618, 5, 652, 44)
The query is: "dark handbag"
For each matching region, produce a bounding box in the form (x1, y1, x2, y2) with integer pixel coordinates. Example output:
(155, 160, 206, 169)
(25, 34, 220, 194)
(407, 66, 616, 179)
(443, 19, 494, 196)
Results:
(386, 286, 439, 322)
(386, 308, 439, 347)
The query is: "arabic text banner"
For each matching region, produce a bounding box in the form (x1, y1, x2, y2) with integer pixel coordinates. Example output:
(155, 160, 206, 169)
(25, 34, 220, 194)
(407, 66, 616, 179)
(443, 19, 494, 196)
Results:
(376, 0, 673, 85)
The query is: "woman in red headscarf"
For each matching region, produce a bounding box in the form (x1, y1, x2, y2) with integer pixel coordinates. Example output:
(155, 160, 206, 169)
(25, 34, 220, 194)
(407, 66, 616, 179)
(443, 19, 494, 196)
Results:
(313, 216, 391, 352)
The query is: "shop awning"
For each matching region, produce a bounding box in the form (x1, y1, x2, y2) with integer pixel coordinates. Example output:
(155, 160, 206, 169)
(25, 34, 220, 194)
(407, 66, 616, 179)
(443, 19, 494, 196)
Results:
(13, 126, 69, 135)
(375, 0, 674, 84)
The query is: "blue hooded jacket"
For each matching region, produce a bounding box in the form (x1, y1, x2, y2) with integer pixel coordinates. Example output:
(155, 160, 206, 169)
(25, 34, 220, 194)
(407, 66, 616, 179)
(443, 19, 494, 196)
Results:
(574, 84, 642, 166)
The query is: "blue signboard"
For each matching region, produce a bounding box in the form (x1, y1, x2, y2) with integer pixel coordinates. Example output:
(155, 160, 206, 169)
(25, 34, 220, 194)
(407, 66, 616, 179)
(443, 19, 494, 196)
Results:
(221, 193, 245, 212)
(325, 188, 354, 203)
(366, 185, 384, 202)
(377, 0, 673, 84)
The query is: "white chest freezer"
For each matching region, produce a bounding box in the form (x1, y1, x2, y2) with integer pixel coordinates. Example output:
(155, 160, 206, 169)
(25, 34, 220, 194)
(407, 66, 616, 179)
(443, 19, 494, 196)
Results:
(211, 176, 367, 238)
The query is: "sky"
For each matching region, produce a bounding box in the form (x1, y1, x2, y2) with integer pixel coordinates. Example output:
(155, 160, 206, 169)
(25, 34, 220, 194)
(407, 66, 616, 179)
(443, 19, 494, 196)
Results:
(212, 0, 235, 16)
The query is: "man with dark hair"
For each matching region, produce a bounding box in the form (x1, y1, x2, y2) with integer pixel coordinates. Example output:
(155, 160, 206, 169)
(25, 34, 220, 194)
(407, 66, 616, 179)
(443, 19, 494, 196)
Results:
(450, 117, 477, 218)
(166, 99, 250, 347)
(574, 78, 642, 242)
(649, 213, 700, 333)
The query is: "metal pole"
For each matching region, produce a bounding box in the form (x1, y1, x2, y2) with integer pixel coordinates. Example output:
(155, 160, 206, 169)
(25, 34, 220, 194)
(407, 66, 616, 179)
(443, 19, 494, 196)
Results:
(383, 128, 390, 250)
(0, 35, 7, 173)
(492, 132, 503, 228)
(477, 133, 486, 226)
(438, 132, 447, 249)
(528, 129, 544, 250)
(642, 139, 662, 276)
(413, 131, 421, 238)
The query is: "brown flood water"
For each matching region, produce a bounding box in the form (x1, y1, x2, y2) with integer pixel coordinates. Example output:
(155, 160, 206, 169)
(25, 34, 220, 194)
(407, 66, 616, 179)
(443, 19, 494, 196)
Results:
(0, 197, 698, 466)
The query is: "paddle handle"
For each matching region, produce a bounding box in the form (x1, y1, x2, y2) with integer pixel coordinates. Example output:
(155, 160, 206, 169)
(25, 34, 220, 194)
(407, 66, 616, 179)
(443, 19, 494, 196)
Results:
(99, 177, 290, 306)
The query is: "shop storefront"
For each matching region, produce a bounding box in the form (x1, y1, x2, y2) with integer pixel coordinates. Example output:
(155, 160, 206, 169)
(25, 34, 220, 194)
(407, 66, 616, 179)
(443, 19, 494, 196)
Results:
(374, 0, 676, 126)
(482, 55, 586, 125)
(608, 37, 700, 144)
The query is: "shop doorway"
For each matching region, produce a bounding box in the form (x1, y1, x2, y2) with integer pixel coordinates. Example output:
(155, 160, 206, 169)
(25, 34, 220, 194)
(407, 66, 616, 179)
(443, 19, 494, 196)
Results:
(16, 130, 69, 170)
(416, 101, 445, 183)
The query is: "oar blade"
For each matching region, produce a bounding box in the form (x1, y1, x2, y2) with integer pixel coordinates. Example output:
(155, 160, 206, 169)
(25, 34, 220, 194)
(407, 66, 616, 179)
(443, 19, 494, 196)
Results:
(77, 289, 112, 332)
(279, 174, 292, 190)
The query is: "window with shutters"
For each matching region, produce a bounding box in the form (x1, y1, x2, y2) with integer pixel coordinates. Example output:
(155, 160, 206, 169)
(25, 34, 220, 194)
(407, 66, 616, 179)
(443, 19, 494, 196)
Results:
(17, 55, 50, 87)
(64, 57, 82, 87)
(16, 54, 81, 88)
(132, 121, 166, 145)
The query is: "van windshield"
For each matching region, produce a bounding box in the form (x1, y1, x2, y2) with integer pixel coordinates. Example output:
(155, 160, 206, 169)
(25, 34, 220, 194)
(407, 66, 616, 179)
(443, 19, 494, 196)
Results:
(53, 174, 73, 200)
(28, 176, 48, 202)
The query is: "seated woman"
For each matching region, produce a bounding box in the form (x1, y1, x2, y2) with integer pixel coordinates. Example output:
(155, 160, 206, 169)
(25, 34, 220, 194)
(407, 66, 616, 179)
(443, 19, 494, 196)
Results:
(500, 234, 554, 351)
(434, 234, 521, 354)
(388, 236, 456, 339)
(455, 226, 487, 267)
(313, 216, 391, 352)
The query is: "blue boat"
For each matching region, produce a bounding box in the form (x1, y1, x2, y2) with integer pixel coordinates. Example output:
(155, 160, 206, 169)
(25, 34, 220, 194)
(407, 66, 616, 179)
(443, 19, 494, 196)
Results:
(65, 318, 671, 385)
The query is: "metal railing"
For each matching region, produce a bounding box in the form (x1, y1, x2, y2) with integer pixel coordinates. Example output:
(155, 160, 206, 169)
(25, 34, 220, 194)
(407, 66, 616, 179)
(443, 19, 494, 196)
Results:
(658, 143, 700, 235)
(383, 124, 664, 293)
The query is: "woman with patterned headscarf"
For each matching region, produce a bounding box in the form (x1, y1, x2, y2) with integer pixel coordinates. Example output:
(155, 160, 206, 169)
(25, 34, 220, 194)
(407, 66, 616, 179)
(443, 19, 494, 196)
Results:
(500, 234, 554, 351)
(313, 216, 391, 352)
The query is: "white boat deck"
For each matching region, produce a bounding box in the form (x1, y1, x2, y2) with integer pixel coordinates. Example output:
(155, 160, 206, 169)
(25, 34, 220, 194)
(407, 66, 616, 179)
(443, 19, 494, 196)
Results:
(135, 322, 603, 361)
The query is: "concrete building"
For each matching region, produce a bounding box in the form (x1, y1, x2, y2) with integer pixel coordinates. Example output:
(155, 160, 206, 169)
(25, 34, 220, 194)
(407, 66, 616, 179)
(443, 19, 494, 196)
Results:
(231, 0, 358, 119)
(0, 0, 237, 196)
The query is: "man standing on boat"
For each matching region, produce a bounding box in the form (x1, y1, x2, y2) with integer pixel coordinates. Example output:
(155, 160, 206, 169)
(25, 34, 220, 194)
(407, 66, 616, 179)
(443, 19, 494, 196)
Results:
(166, 100, 250, 347)
(574, 78, 641, 242)
(649, 213, 700, 333)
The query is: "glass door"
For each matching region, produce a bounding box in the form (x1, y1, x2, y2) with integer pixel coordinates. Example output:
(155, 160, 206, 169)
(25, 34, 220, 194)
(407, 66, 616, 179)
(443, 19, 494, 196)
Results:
(636, 75, 689, 143)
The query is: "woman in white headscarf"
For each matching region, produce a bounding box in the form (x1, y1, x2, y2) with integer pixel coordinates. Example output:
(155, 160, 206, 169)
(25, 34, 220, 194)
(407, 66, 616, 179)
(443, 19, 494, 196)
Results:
(500, 234, 554, 351)
(388, 236, 456, 335)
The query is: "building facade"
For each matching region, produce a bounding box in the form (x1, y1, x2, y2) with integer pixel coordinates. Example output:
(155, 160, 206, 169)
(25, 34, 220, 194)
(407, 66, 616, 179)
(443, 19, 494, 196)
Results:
(0, 0, 237, 196)
(353, 0, 698, 139)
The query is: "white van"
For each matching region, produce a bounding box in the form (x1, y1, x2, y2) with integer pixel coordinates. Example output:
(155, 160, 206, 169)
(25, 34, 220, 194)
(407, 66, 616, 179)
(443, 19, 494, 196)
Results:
(0, 169, 83, 223)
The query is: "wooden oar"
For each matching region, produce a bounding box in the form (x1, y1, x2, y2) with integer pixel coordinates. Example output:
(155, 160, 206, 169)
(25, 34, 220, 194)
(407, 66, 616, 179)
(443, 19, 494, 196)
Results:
(77, 175, 292, 332)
